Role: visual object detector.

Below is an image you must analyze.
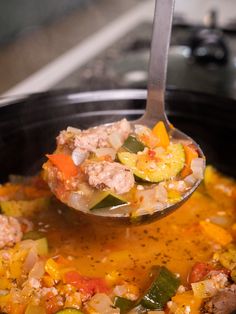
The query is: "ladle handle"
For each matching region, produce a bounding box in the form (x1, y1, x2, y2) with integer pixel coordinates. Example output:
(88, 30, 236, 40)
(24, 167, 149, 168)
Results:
(144, 0, 175, 127)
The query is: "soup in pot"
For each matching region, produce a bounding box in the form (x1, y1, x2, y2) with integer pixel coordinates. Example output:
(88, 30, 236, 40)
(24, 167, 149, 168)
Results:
(0, 165, 235, 313)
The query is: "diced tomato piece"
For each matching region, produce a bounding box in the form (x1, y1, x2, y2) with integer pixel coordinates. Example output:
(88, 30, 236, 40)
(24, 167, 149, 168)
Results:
(188, 262, 229, 284)
(64, 271, 109, 297)
(188, 262, 214, 283)
(148, 150, 156, 158)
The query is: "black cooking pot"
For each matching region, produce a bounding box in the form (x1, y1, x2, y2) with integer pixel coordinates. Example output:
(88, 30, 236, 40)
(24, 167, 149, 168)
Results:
(0, 88, 235, 183)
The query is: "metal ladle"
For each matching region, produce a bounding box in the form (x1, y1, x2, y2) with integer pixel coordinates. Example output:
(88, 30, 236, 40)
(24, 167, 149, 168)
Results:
(124, 0, 205, 224)
(66, 0, 205, 225)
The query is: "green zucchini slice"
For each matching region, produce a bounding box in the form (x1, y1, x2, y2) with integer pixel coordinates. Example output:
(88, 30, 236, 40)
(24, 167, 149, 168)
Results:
(139, 266, 180, 310)
(0, 197, 51, 217)
(114, 266, 180, 313)
(114, 297, 135, 314)
(118, 143, 185, 183)
(35, 237, 49, 256)
(122, 135, 145, 153)
(23, 230, 44, 240)
(89, 192, 128, 210)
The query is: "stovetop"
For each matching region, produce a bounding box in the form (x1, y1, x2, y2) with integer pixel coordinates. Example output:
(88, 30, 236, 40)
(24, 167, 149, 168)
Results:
(3, 1, 236, 99)
(54, 15, 236, 99)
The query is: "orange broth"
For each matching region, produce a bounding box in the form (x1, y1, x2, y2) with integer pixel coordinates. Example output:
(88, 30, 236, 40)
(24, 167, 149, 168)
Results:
(32, 179, 235, 289)
(0, 166, 235, 313)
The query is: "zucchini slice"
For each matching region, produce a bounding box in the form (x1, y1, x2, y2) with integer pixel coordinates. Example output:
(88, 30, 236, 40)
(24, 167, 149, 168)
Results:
(118, 143, 185, 183)
(0, 197, 51, 217)
(23, 230, 44, 240)
(114, 297, 135, 314)
(115, 266, 180, 313)
(122, 135, 145, 153)
(35, 237, 49, 256)
(89, 192, 128, 210)
(23, 233, 49, 255)
(139, 266, 180, 310)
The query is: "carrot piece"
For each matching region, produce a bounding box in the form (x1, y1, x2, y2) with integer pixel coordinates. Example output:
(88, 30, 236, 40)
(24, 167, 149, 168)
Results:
(200, 220, 233, 246)
(46, 154, 78, 179)
(181, 145, 198, 178)
(152, 121, 170, 148)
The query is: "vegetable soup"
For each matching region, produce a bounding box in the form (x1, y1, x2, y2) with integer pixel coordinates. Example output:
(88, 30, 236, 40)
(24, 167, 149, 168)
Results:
(43, 119, 204, 217)
(0, 165, 235, 313)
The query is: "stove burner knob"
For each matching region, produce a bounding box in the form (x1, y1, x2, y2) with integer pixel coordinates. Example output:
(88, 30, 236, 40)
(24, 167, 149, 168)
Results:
(189, 28, 228, 65)
(189, 9, 229, 65)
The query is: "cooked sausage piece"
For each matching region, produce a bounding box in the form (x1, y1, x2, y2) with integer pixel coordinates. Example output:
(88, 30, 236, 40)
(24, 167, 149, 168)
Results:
(84, 161, 135, 194)
(0, 215, 23, 248)
(202, 284, 236, 314)
(57, 119, 131, 152)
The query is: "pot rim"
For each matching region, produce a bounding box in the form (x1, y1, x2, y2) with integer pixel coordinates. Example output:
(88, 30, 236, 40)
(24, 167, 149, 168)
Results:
(1, 87, 236, 108)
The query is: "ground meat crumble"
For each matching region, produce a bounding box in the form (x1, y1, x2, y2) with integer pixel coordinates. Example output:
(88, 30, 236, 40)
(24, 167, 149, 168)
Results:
(84, 161, 135, 195)
(57, 118, 131, 152)
(0, 215, 23, 249)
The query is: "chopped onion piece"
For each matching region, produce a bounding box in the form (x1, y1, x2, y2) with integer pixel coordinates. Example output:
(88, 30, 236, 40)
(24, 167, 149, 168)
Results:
(134, 124, 149, 136)
(113, 283, 138, 301)
(108, 132, 123, 150)
(184, 174, 197, 186)
(28, 260, 45, 279)
(113, 284, 127, 296)
(67, 126, 81, 134)
(136, 187, 168, 214)
(95, 148, 116, 160)
(209, 215, 232, 227)
(68, 192, 88, 212)
(155, 202, 166, 211)
(72, 147, 88, 165)
(191, 158, 204, 180)
(135, 202, 165, 216)
(168, 180, 187, 192)
(23, 247, 38, 273)
(0, 290, 8, 296)
(19, 239, 36, 250)
(87, 293, 120, 314)
(155, 183, 168, 203)
(9, 288, 21, 303)
(136, 189, 156, 210)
